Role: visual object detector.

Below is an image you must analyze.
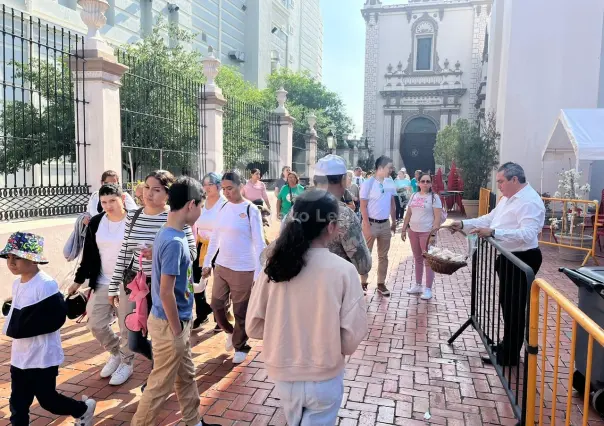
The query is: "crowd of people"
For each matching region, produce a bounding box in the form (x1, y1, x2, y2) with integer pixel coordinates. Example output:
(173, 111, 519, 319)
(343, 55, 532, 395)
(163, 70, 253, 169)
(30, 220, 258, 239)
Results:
(1, 155, 543, 425)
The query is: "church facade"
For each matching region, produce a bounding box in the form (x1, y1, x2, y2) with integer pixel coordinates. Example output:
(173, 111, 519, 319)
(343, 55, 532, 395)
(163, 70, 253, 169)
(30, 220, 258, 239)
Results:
(362, 0, 491, 173)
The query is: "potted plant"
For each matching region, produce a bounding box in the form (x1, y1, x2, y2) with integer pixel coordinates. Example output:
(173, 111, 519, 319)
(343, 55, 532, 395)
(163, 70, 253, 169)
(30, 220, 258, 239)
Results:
(550, 169, 592, 261)
(446, 113, 499, 218)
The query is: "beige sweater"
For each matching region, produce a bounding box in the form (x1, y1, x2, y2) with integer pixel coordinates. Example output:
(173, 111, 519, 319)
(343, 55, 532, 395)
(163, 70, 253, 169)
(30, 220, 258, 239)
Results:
(246, 248, 368, 382)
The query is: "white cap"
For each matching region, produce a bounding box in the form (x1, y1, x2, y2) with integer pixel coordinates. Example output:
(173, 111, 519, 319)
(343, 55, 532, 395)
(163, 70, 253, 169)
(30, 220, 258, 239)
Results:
(314, 154, 348, 176)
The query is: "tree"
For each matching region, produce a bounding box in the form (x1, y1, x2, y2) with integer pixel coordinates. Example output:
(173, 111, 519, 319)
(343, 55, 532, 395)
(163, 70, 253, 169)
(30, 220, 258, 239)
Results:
(119, 21, 205, 180)
(454, 114, 500, 199)
(0, 58, 76, 175)
(433, 124, 459, 173)
(266, 68, 355, 150)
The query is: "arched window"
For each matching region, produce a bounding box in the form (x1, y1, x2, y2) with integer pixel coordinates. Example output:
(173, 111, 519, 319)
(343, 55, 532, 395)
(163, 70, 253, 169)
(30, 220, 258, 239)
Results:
(414, 20, 435, 71)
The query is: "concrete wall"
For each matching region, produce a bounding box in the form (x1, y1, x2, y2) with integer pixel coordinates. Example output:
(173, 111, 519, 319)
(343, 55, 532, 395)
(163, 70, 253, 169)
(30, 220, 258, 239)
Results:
(486, 0, 604, 192)
(0, 217, 79, 303)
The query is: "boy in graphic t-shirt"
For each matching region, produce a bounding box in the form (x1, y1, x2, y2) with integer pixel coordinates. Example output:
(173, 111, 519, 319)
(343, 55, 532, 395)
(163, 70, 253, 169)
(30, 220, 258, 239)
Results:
(1, 232, 96, 426)
(132, 177, 219, 426)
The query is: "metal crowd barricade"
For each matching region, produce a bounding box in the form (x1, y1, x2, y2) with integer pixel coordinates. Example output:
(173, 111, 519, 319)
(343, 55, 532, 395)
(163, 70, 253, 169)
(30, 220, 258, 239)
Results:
(539, 197, 600, 266)
(525, 278, 604, 426)
(479, 187, 492, 216)
(449, 236, 536, 424)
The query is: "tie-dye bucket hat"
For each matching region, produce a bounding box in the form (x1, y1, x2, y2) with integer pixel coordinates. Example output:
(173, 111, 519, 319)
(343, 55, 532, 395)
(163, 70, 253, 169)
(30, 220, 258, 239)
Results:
(0, 232, 49, 264)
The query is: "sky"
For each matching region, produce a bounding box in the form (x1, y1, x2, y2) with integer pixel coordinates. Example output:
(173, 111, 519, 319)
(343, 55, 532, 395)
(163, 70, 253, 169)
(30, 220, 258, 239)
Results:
(320, 0, 403, 136)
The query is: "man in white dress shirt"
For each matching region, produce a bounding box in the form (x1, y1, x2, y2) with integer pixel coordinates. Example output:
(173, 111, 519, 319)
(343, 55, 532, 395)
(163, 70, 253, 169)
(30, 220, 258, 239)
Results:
(451, 162, 545, 366)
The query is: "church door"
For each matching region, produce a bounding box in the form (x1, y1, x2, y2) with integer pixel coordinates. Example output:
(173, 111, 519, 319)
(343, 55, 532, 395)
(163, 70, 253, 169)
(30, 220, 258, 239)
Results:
(400, 117, 438, 174)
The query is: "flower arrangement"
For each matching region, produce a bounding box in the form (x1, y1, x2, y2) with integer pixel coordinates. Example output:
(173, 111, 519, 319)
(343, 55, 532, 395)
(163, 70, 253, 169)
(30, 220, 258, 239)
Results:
(549, 170, 592, 237)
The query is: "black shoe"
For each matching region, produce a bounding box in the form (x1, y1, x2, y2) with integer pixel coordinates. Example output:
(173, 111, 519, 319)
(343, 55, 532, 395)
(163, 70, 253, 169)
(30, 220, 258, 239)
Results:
(213, 323, 223, 333)
(199, 420, 222, 426)
(193, 317, 209, 330)
(238, 344, 252, 353)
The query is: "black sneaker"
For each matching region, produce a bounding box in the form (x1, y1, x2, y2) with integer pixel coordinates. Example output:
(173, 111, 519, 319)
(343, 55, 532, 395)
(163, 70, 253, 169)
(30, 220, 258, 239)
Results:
(213, 323, 222, 333)
(193, 317, 209, 330)
(377, 283, 391, 297)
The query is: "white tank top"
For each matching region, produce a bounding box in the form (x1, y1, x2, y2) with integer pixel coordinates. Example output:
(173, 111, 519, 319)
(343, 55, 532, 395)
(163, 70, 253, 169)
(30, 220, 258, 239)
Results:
(195, 195, 227, 240)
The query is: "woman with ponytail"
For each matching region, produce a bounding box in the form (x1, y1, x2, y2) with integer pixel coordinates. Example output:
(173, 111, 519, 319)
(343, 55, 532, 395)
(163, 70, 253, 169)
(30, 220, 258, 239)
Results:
(246, 189, 368, 426)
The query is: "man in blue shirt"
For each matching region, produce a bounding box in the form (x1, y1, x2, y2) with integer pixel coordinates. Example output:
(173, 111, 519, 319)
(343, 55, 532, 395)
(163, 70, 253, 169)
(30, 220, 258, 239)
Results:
(133, 177, 219, 426)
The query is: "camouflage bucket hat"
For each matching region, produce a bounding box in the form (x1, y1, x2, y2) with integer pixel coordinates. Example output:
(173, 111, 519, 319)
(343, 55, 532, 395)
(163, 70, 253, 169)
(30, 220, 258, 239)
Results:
(0, 232, 49, 264)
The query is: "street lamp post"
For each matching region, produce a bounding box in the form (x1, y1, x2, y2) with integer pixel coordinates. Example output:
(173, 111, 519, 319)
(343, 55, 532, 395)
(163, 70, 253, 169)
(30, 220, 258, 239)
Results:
(326, 130, 335, 154)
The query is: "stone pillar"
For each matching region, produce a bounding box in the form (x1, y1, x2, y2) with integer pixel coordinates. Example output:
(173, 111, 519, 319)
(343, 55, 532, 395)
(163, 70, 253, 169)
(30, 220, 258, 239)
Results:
(392, 114, 403, 169)
(201, 48, 226, 174)
(352, 144, 360, 168)
(306, 113, 318, 180)
(73, 0, 127, 192)
(272, 87, 294, 179)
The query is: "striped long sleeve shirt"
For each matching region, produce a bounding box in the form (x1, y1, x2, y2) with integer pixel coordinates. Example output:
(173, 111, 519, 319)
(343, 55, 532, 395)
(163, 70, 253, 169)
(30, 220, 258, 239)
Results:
(108, 209, 196, 297)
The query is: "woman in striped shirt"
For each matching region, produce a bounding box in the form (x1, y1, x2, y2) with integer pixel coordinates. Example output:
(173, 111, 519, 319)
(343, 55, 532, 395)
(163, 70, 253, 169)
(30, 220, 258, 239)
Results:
(108, 170, 196, 362)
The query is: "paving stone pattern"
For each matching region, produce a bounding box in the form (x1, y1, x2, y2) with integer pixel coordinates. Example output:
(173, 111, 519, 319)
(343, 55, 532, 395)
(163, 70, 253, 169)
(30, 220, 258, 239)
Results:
(0, 220, 603, 425)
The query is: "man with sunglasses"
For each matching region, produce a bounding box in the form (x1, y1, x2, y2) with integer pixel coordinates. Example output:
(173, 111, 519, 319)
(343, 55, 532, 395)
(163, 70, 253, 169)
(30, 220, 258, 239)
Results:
(359, 155, 397, 296)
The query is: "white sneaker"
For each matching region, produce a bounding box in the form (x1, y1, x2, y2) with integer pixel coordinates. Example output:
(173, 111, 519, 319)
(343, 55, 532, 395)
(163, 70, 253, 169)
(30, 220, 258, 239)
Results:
(75, 396, 96, 426)
(109, 363, 133, 386)
(225, 333, 234, 352)
(421, 288, 433, 300)
(100, 354, 121, 378)
(406, 284, 423, 295)
(233, 351, 247, 364)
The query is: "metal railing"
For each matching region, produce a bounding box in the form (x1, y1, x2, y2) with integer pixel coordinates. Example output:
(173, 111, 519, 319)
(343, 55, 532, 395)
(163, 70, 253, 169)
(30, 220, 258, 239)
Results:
(292, 128, 308, 176)
(539, 197, 600, 266)
(526, 278, 604, 425)
(449, 236, 537, 423)
(117, 50, 206, 184)
(222, 96, 281, 179)
(0, 6, 90, 220)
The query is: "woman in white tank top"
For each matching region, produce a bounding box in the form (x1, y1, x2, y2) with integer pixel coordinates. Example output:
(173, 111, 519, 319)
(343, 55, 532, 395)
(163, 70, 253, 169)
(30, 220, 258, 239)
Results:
(192, 173, 228, 330)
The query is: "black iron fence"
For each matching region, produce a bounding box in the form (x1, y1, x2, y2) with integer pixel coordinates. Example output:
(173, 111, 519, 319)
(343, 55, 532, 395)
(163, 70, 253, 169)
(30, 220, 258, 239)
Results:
(118, 50, 206, 184)
(0, 6, 90, 220)
(222, 96, 280, 179)
(449, 236, 537, 424)
(292, 128, 308, 176)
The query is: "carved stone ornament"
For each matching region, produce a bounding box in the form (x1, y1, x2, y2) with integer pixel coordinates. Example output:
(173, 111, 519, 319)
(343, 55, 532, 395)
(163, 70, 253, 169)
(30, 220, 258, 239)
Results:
(202, 46, 221, 90)
(455, 60, 461, 70)
(397, 61, 403, 71)
(434, 53, 442, 73)
(307, 113, 317, 136)
(406, 10, 412, 23)
(275, 87, 288, 114)
(444, 58, 450, 69)
(78, 0, 110, 48)
(403, 53, 413, 75)
(387, 63, 393, 73)
(416, 21, 435, 34)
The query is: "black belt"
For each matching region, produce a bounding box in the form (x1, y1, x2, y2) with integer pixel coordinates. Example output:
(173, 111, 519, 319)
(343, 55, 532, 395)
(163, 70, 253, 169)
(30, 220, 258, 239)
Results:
(368, 218, 388, 224)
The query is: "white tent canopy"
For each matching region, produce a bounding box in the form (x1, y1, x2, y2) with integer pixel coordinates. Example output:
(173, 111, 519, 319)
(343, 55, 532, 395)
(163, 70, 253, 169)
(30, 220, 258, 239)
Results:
(541, 109, 604, 196)
(543, 109, 604, 163)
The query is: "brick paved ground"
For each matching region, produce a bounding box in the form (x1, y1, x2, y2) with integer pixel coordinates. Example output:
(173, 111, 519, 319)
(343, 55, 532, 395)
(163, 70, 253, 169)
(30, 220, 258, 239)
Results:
(0, 218, 602, 425)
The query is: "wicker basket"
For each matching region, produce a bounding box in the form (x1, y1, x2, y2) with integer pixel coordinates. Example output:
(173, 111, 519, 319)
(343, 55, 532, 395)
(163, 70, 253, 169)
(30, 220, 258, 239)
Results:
(422, 227, 470, 275)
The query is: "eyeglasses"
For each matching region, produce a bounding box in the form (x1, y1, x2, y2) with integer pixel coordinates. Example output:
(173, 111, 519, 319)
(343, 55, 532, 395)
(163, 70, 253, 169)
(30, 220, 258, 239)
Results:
(419, 180, 432, 184)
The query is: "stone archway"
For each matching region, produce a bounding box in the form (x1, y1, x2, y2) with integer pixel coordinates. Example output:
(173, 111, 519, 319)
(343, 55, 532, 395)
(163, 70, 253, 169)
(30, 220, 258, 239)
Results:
(400, 117, 438, 174)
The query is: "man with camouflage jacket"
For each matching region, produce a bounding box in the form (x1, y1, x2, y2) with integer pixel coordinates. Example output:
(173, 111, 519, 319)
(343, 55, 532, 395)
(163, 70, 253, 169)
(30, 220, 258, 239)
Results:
(279, 155, 372, 282)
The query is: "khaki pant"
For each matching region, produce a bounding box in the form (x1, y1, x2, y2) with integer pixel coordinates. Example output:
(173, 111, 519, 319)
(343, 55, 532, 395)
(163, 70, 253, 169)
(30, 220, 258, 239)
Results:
(361, 220, 392, 285)
(210, 265, 254, 351)
(131, 314, 200, 426)
(87, 285, 134, 364)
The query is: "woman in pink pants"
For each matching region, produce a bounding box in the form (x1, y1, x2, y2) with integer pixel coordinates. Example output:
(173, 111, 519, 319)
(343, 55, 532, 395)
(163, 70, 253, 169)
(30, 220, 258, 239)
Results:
(401, 172, 442, 300)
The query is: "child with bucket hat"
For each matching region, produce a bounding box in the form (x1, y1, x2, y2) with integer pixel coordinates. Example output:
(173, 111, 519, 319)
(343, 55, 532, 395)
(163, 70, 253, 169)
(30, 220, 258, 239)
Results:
(1, 232, 96, 426)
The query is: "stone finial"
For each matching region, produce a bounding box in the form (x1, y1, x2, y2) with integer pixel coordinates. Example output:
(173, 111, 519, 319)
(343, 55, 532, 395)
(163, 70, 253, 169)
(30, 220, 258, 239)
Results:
(275, 87, 288, 114)
(455, 60, 461, 70)
(444, 58, 450, 69)
(202, 46, 222, 93)
(78, 0, 112, 52)
(307, 113, 317, 136)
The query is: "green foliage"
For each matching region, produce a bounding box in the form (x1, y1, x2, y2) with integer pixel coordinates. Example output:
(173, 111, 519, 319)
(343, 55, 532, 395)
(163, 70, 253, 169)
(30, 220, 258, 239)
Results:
(433, 124, 459, 173)
(119, 21, 204, 180)
(0, 58, 76, 174)
(453, 114, 500, 200)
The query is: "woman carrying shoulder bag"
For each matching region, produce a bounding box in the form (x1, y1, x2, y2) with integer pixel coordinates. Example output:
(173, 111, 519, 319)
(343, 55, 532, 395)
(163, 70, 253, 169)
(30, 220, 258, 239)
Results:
(401, 172, 442, 301)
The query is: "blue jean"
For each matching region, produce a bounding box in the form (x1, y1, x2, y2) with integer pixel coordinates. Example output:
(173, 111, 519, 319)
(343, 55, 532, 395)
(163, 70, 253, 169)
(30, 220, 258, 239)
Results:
(274, 371, 344, 426)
